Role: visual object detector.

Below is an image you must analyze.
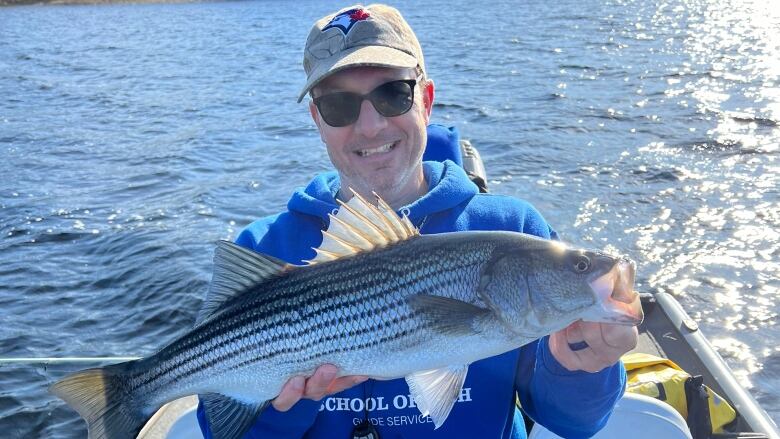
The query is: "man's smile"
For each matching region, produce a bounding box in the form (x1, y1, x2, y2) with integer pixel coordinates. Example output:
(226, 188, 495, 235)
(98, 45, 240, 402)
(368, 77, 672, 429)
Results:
(355, 141, 397, 157)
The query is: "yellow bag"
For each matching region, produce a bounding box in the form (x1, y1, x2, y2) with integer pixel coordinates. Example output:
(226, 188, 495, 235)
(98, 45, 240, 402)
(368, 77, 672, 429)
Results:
(623, 353, 736, 437)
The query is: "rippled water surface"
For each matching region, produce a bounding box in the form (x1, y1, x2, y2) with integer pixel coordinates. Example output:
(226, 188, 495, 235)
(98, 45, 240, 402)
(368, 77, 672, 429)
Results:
(1, 0, 778, 437)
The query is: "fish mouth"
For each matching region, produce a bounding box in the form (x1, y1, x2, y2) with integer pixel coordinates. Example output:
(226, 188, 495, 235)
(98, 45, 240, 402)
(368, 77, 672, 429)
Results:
(587, 258, 644, 326)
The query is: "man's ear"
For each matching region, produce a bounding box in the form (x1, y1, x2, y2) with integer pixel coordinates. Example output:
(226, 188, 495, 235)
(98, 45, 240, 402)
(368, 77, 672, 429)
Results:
(421, 78, 435, 121)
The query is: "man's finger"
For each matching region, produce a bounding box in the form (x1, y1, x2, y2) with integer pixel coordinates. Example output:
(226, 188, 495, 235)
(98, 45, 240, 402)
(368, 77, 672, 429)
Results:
(579, 321, 611, 352)
(565, 321, 589, 351)
(554, 321, 619, 372)
(565, 320, 584, 344)
(552, 321, 640, 373)
(549, 329, 581, 371)
(304, 364, 339, 400)
(568, 340, 589, 351)
(578, 322, 636, 370)
(272, 375, 305, 412)
(582, 321, 636, 361)
(326, 375, 369, 394)
(601, 324, 638, 350)
(572, 346, 610, 373)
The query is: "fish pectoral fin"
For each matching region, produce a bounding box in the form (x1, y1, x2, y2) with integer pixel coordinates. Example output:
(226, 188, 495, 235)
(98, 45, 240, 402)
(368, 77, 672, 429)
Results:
(405, 365, 469, 429)
(407, 294, 493, 335)
(197, 241, 292, 325)
(200, 393, 270, 439)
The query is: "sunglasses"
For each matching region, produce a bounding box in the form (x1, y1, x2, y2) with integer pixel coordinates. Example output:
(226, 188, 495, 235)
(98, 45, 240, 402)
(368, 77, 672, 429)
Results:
(313, 77, 421, 127)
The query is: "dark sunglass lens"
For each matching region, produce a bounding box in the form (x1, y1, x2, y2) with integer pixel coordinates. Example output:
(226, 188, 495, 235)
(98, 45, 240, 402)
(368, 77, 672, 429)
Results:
(317, 92, 362, 127)
(371, 80, 414, 117)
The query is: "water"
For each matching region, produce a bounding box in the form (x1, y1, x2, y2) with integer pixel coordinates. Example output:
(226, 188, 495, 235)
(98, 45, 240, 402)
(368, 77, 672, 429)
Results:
(0, 0, 777, 437)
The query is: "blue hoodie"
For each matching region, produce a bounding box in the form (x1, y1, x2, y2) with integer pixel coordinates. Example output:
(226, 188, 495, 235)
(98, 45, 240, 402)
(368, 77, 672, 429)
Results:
(198, 160, 626, 439)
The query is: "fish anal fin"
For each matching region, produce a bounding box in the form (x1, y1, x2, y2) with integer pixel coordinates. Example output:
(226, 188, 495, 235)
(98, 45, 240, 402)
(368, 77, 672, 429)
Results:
(407, 294, 493, 336)
(197, 241, 291, 325)
(200, 393, 270, 439)
(405, 365, 469, 429)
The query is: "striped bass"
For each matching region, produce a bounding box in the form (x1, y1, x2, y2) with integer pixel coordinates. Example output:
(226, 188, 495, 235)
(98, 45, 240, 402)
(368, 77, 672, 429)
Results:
(50, 191, 643, 439)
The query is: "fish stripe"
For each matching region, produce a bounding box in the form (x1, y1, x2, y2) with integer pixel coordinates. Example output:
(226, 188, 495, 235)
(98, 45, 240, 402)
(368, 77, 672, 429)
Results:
(131, 271, 453, 391)
(127, 239, 493, 394)
(134, 278, 458, 392)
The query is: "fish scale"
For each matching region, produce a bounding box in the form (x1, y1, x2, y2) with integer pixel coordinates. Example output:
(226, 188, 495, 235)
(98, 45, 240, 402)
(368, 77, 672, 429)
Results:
(50, 195, 642, 439)
(143, 237, 486, 398)
(154, 241, 523, 398)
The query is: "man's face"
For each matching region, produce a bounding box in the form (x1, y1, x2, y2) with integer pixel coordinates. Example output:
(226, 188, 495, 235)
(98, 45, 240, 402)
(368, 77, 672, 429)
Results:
(309, 66, 434, 207)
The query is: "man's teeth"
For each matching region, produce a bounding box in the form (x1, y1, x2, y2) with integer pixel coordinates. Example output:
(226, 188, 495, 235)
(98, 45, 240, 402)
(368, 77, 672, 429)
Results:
(357, 143, 394, 157)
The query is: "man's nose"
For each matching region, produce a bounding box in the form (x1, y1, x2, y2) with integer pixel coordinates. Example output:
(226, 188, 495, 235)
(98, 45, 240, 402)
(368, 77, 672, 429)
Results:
(353, 98, 388, 138)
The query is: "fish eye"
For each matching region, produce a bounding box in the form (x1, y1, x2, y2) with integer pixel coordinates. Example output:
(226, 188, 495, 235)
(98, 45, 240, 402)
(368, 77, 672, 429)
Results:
(573, 255, 590, 273)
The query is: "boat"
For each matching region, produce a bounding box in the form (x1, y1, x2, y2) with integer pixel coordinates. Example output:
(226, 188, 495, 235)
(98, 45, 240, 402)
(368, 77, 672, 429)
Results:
(42, 125, 780, 438)
(624, 292, 780, 439)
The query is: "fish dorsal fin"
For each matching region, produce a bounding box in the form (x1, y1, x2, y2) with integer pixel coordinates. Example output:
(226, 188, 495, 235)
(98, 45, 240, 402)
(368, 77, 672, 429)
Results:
(306, 189, 419, 265)
(200, 393, 270, 439)
(197, 241, 290, 325)
(405, 364, 469, 429)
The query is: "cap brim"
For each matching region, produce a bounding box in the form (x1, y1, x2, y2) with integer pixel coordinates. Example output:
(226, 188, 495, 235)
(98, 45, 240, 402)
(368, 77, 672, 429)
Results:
(297, 45, 418, 102)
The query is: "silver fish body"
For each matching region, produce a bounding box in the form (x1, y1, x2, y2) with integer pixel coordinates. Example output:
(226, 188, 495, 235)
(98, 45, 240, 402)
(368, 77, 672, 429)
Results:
(135, 232, 625, 402)
(51, 202, 642, 439)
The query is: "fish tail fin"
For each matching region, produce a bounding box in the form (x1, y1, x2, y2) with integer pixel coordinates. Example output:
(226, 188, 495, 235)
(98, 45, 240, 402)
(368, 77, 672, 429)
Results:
(50, 362, 150, 439)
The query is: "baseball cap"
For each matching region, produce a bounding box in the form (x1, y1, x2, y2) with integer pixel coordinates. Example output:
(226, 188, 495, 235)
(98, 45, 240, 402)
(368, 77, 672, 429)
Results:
(298, 4, 426, 102)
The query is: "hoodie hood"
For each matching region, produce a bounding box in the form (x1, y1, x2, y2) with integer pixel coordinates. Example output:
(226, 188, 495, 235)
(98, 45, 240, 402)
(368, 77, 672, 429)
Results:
(286, 171, 342, 220)
(287, 160, 479, 225)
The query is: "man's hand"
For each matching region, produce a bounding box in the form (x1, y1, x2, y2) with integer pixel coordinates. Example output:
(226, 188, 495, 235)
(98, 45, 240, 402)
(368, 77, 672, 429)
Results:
(272, 364, 369, 411)
(549, 320, 638, 373)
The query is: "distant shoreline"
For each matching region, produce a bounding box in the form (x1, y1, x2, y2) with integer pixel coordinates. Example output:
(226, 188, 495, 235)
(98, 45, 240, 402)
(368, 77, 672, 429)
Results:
(1, 0, 197, 5)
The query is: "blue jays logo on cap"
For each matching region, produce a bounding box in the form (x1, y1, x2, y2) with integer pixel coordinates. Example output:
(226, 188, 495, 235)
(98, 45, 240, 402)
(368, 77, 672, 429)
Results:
(323, 8, 371, 35)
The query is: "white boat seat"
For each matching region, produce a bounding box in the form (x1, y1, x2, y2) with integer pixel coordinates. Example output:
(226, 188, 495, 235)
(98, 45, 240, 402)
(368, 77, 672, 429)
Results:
(165, 406, 201, 439)
(528, 392, 693, 439)
(137, 395, 201, 439)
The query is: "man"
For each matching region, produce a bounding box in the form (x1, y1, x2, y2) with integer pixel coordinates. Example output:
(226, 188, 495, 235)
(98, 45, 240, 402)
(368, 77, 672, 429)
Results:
(198, 4, 637, 438)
